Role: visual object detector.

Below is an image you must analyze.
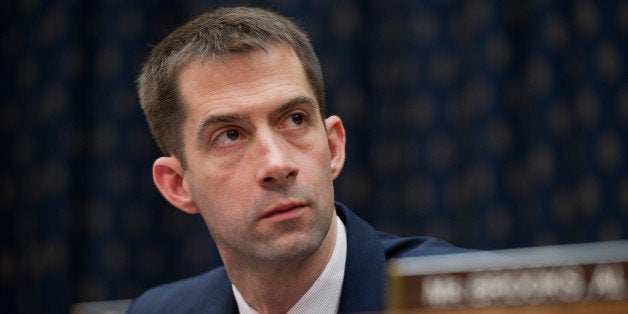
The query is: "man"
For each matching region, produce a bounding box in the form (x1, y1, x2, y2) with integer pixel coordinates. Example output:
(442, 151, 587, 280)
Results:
(129, 6, 466, 313)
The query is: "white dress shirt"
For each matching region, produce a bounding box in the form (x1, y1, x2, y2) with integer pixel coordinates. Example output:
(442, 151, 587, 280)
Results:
(232, 215, 347, 313)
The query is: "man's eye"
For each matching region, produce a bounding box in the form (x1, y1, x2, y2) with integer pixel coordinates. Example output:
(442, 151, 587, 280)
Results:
(281, 112, 307, 130)
(213, 129, 242, 147)
(225, 129, 240, 140)
(291, 113, 304, 125)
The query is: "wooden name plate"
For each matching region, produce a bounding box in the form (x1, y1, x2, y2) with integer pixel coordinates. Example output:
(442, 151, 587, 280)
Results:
(387, 241, 628, 313)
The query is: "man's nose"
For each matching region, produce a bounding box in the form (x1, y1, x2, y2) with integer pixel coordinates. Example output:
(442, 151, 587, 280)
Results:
(255, 131, 299, 187)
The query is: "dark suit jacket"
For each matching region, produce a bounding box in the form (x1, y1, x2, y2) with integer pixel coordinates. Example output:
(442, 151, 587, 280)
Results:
(128, 202, 468, 313)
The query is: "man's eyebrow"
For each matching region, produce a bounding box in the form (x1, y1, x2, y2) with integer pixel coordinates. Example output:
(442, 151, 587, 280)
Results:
(194, 95, 317, 144)
(271, 95, 317, 117)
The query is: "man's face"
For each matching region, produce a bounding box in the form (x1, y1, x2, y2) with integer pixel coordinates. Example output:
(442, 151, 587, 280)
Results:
(172, 45, 345, 265)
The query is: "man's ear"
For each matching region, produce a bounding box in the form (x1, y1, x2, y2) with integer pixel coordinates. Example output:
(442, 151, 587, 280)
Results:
(325, 115, 346, 180)
(152, 156, 200, 214)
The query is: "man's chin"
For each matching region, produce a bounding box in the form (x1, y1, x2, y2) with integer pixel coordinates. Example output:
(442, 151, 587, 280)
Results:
(254, 232, 325, 263)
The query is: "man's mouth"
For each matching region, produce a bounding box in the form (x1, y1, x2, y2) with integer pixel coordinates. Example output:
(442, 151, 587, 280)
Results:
(260, 202, 307, 221)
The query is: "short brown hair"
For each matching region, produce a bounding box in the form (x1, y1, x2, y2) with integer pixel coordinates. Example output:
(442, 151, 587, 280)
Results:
(137, 6, 325, 167)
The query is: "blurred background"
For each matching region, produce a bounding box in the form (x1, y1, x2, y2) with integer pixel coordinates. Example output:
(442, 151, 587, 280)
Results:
(2, 0, 627, 312)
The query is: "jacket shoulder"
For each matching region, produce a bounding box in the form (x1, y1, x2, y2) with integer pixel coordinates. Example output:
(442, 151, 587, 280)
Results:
(378, 232, 472, 259)
(127, 267, 234, 313)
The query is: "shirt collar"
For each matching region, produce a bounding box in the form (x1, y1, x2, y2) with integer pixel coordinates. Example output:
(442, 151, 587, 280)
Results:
(232, 215, 347, 314)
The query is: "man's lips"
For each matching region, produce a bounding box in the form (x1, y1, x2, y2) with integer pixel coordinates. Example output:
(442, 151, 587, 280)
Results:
(260, 202, 307, 220)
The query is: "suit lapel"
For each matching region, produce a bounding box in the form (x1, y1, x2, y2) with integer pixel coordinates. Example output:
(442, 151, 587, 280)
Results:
(336, 202, 387, 313)
(202, 268, 238, 313)
(211, 203, 387, 313)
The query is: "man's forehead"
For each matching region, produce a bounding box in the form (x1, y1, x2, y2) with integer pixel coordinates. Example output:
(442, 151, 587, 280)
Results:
(175, 45, 320, 136)
(179, 46, 303, 93)
(177, 46, 314, 111)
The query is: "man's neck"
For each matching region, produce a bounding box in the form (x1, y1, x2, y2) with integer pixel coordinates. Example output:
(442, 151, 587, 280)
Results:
(224, 214, 338, 313)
